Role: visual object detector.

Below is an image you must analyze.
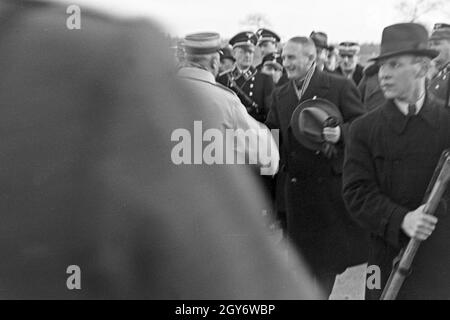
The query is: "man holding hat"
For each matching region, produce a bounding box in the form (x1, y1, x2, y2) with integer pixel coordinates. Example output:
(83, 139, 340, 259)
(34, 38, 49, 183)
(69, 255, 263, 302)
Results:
(429, 23, 450, 107)
(343, 23, 450, 299)
(217, 31, 275, 123)
(335, 41, 364, 86)
(266, 36, 367, 295)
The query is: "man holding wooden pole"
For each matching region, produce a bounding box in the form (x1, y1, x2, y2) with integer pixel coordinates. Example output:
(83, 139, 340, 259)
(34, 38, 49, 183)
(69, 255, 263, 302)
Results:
(343, 23, 450, 300)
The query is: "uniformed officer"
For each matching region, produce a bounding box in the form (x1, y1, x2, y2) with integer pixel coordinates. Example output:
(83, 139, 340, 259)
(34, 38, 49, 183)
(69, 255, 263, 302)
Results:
(260, 52, 284, 86)
(217, 31, 275, 122)
(335, 41, 364, 86)
(256, 28, 281, 67)
(256, 28, 289, 87)
(429, 23, 450, 107)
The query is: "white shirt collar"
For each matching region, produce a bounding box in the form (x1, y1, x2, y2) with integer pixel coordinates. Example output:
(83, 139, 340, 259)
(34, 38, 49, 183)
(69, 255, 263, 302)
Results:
(394, 93, 426, 116)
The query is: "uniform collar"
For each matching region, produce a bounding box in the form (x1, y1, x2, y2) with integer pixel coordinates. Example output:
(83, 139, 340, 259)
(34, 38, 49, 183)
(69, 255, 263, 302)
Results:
(177, 66, 216, 85)
(231, 65, 256, 81)
(382, 93, 439, 135)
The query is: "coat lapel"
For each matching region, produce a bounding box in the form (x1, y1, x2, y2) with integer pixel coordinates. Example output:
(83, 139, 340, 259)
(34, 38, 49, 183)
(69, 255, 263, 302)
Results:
(301, 69, 330, 102)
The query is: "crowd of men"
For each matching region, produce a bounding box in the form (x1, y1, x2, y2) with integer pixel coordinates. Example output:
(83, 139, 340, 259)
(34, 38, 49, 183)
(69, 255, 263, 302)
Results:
(2, 0, 450, 300)
(175, 22, 450, 299)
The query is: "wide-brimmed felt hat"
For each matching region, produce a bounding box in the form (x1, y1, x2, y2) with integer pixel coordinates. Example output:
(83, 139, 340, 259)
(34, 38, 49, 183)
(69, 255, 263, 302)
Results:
(290, 98, 343, 151)
(310, 31, 329, 50)
(370, 23, 438, 62)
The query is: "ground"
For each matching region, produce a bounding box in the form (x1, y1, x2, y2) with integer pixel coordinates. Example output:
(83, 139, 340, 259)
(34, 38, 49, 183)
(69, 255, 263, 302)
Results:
(330, 264, 367, 300)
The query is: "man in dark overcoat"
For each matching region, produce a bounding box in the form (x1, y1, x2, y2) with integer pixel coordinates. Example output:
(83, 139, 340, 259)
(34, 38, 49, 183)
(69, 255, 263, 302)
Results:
(265, 36, 368, 295)
(343, 23, 450, 300)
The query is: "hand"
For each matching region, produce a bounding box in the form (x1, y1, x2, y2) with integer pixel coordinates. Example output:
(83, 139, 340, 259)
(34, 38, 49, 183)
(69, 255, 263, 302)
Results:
(322, 126, 341, 144)
(401, 205, 438, 240)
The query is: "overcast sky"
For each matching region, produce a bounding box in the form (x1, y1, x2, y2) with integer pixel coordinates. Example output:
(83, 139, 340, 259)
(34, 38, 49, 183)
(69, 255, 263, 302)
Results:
(57, 0, 449, 43)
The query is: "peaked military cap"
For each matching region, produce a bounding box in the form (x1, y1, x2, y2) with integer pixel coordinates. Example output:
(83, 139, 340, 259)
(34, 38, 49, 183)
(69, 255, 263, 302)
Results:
(256, 28, 280, 46)
(338, 41, 360, 56)
(184, 32, 222, 55)
(430, 23, 450, 41)
(229, 31, 258, 49)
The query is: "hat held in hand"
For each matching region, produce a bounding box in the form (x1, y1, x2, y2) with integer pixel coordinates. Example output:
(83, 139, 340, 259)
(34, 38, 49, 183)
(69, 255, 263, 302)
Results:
(290, 98, 343, 156)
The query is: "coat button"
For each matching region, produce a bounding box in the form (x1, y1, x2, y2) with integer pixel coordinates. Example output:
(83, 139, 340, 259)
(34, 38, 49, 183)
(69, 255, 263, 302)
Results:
(249, 92, 253, 96)
(315, 150, 320, 155)
(291, 178, 297, 183)
(250, 84, 254, 88)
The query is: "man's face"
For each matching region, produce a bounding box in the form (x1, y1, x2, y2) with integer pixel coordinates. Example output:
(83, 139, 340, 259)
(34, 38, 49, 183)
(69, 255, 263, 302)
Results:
(261, 64, 282, 84)
(378, 55, 423, 100)
(233, 46, 254, 69)
(259, 41, 277, 57)
(219, 58, 235, 73)
(338, 53, 358, 72)
(282, 41, 313, 80)
(429, 38, 450, 69)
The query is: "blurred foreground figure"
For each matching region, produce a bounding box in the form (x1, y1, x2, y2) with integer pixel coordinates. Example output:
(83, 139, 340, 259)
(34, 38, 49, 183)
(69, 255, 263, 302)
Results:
(0, 0, 320, 299)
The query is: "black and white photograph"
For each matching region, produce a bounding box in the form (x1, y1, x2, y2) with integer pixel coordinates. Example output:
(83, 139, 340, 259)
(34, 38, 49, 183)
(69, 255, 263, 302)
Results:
(1, 0, 450, 304)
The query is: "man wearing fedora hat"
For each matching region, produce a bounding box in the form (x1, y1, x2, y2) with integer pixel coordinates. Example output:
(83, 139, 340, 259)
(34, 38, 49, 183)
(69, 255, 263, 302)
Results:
(343, 23, 450, 299)
(217, 31, 274, 123)
(266, 36, 368, 295)
(429, 23, 450, 107)
(310, 31, 332, 72)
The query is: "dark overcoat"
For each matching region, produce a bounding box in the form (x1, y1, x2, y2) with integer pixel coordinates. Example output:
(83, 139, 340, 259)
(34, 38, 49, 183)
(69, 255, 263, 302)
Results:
(266, 69, 369, 278)
(343, 95, 450, 299)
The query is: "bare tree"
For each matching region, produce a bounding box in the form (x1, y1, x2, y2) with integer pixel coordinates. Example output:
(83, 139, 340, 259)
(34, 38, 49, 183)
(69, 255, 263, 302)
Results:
(239, 13, 271, 30)
(396, 0, 444, 22)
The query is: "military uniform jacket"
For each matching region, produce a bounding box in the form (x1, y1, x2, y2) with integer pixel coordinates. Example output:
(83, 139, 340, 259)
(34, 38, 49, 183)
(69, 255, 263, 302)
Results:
(429, 63, 450, 107)
(217, 65, 274, 122)
(265, 69, 368, 276)
(343, 95, 450, 299)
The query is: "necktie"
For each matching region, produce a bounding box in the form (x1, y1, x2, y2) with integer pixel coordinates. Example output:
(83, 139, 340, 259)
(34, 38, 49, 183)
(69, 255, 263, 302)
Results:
(407, 104, 417, 117)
